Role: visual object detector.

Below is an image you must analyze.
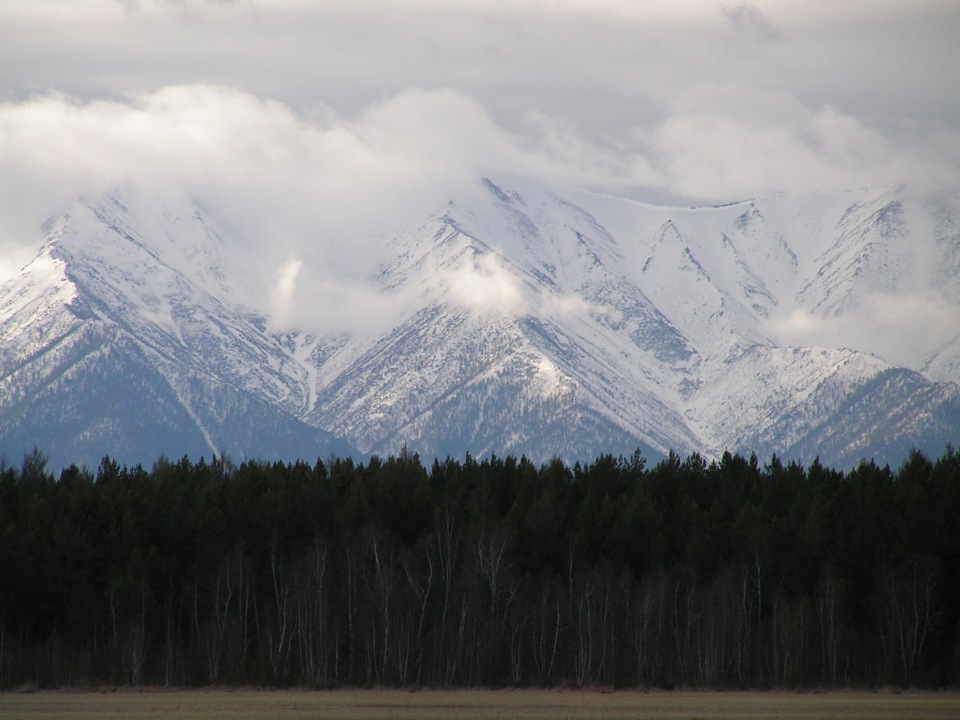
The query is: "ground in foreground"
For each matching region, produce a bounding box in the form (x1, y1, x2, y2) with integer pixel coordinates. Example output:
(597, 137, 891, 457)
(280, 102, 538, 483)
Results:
(2, 689, 959, 720)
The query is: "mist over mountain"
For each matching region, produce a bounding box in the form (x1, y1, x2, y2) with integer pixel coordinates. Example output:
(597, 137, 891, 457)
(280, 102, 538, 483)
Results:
(1, 176, 958, 472)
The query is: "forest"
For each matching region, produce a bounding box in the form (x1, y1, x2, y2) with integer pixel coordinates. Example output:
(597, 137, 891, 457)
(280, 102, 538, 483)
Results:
(1, 445, 958, 690)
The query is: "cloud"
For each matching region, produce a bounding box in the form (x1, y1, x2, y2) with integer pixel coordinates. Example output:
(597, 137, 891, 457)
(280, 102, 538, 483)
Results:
(721, 2, 782, 40)
(766, 290, 960, 368)
(5, 1, 958, 135)
(0, 84, 665, 330)
(268, 256, 302, 332)
(647, 85, 960, 202)
(2, 80, 958, 289)
(1, 0, 959, 333)
(289, 276, 417, 337)
(441, 253, 527, 317)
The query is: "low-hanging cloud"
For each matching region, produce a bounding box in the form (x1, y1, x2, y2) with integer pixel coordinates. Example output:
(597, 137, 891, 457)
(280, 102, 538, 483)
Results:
(0, 88, 497, 304)
(267, 256, 303, 333)
(441, 253, 527, 318)
(0, 85, 665, 330)
(1, 78, 959, 334)
(766, 290, 960, 370)
(650, 84, 960, 201)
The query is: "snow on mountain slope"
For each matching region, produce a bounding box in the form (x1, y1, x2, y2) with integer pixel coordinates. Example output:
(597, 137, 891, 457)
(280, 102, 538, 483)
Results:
(302, 183, 706, 460)
(795, 191, 910, 316)
(1, 176, 958, 470)
(51, 195, 311, 411)
(297, 177, 959, 464)
(689, 344, 892, 454)
(0, 247, 78, 374)
(921, 194, 960, 382)
(773, 368, 960, 469)
(0, 193, 351, 471)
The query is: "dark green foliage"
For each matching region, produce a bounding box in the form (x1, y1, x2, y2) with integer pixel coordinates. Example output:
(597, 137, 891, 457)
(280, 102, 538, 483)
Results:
(0, 446, 958, 689)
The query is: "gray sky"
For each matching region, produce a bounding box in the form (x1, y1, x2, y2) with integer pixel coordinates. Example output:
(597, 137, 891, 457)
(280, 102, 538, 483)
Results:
(2, 0, 959, 296)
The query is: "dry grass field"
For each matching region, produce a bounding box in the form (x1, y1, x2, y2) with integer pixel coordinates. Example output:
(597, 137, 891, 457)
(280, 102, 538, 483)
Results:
(1, 689, 959, 720)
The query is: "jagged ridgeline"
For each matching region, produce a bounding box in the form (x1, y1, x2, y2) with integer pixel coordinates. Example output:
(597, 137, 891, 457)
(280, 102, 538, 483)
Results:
(1, 177, 959, 472)
(1, 447, 958, 688)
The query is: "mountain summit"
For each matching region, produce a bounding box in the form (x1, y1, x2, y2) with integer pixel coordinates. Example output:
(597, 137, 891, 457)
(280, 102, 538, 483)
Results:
(1, 178, 958, 471)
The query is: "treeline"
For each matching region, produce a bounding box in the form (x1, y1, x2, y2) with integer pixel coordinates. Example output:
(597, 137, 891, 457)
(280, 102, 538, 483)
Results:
(1, 446, 958, 689)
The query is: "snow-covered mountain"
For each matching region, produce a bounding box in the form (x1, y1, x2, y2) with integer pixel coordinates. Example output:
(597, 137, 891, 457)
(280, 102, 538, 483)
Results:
(1, 177, 958, 471)
(0, 194, 353, 471)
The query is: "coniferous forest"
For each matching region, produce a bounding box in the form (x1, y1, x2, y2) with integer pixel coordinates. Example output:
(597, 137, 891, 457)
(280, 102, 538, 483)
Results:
(1, 446, 959, 690)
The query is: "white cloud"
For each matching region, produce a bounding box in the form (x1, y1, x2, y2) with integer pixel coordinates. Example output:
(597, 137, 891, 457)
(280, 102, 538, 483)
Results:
(647, 85, 960, 202)
(0, 84, 663, 328)
(0, 88, 490, 271)
(442, 253, 526, 317)
(289, 277, 414, 337)
(268, 256, 302, 332)
(1, 0, 959, 343)
(766, 290, 960, 369)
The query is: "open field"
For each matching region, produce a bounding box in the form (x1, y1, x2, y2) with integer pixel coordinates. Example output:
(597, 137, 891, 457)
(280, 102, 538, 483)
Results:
(1, 689, 959, 720)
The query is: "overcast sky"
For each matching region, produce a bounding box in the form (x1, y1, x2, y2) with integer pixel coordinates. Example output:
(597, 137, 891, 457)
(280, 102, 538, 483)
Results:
(2, 0, 959, 299)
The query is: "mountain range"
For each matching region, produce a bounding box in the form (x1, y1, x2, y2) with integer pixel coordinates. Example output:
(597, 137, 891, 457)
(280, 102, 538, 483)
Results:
(1, 176, 958, 472)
